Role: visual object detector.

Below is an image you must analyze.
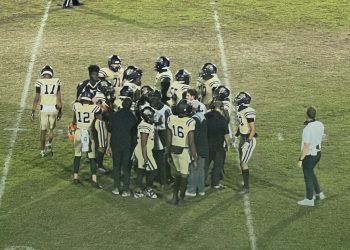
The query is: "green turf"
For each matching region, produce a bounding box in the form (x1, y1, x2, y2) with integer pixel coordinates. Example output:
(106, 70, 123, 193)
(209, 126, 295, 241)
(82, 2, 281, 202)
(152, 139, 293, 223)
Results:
(0, 0, 350, 249)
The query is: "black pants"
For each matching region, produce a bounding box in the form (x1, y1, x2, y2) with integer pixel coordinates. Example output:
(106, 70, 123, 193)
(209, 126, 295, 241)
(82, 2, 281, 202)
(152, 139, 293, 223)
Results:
(112, 147, 131, 191)
(153, 149, 167, 185)
(63, 0, 80, 8)
(207, 148, 225, 187)
(302, 152, 321, 200)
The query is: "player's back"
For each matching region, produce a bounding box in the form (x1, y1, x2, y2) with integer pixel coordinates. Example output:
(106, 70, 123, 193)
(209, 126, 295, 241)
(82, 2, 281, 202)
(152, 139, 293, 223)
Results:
(73, 102, 100, 130)
(168, 115, 195, 147)
(35, 78, 61, 107)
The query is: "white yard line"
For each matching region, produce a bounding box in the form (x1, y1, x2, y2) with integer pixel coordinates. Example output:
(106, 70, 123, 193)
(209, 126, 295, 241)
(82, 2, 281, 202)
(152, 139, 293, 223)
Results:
(210, 1, 257, 250)
(210, 0, 230, 87)
(0, 1, 52, 209)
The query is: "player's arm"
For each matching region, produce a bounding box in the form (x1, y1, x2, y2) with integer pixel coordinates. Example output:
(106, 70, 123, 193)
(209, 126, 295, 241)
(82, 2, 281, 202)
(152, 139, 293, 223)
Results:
(224, 133, 231, 151)
(56, 86, 62, 120)
(140, 132, 149, 163)
(188, 131, 198, 169)
(247, 120, 256, 141)
(31, 87, 41, 121)
(72, 110, 77, 126)
(166, 127, 172, 155)
(160, 76, 171, 101)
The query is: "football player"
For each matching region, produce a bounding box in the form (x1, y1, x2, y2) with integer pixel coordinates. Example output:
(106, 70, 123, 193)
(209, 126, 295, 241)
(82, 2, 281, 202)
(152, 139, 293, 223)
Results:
(123, 65, 143, 93)
(154, 56, 173, 104)
(168, 69, 191, 113)
(233, 91, 257, 194)
(76, 65, 100, 100)
(134, 107, 158, 199)
(212, 86, 236, 138)
(167, 100, 197, 206)
(114, 85, 136, 113)
(93, 80, 115, 174)
(99, 55, 124, 88)
(197, 63, 222, 107)
(71, 91, 103, 188)
(31, 65, 62, 157)
(149, 90, 173, 189)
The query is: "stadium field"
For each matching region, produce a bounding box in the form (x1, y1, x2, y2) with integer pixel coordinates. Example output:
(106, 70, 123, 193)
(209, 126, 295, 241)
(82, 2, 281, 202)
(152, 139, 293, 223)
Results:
(0, 0, 349, 249)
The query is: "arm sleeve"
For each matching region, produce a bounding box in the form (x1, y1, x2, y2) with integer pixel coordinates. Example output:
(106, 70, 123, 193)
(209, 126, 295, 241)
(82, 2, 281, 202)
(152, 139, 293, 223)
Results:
(36, 86, 41, 94)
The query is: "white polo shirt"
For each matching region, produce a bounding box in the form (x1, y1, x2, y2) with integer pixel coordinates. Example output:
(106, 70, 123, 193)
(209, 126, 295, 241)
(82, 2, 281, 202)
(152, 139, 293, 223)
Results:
(301, 121, 324, 156)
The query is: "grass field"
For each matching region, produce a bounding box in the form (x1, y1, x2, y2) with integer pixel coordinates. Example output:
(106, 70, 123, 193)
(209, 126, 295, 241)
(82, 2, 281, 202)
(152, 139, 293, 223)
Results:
(1, 0, 350, 249)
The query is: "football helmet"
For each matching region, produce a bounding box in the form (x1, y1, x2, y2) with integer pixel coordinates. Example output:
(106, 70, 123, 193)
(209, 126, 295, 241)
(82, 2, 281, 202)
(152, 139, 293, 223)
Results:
(140, 107, 155, 124)
(176, 99, 192, 117)
(123, 65, 143, 84)
(80, 90, 94, 102)
(41, 65, 54, 77)
(234, 91, 251, 107)
(154, 56, 170, 72)
(213, 86, 230, 101)
(200, 63, 217, 80)
(175, 69, 191, 85)
(108, 55, 122, 72)
(120, 85, 134, 99)
(97, 80, 111, 95)
(140, 85, 154, 97)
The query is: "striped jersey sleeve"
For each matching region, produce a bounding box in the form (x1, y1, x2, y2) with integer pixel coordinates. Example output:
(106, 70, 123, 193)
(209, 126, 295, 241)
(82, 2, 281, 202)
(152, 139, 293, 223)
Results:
(186, 118, 196, 131)
(92, 105, 101, 115)
(138, 122, 152, 134)
(35, 80, 42, 88)
(244, 109, 256, 120)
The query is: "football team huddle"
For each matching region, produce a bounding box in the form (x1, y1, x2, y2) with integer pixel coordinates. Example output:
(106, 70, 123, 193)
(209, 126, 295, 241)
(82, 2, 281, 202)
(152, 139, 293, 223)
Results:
(31, 55, 257, 206)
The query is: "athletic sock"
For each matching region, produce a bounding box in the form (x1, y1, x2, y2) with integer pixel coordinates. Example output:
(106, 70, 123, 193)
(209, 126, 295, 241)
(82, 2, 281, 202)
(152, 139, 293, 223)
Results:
(96, 151, 104, 168)
(73, 156, 81, 174)
(90, 158, 97, 175)
(179, 177, 188, 199)
(242, 169, 249, 189)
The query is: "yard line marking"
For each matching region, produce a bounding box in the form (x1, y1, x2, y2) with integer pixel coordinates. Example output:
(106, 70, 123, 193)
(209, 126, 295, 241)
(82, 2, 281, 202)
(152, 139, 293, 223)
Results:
(210, 0, 230, 87)
(3, 128, 31, 131)
(210, 1, 257, 250)
(277, 132, 284, 141)
(0, 0, 52, 209)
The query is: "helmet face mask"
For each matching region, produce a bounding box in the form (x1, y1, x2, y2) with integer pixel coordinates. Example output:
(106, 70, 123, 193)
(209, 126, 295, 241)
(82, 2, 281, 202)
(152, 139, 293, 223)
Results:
(120, 86, 134, 100)
(140, 85, 154, 97)
(200, 63, 217, 80)
(108, 55, 122, 72)
(154, 56, 170, 72)
(80, 90, 94, 102)
(123, 66, 143, 85)
(175, 69, 191, 85)
(140, 107, 155, 124)
(213, 86, 230, 101)
(234, 91, 251, 107)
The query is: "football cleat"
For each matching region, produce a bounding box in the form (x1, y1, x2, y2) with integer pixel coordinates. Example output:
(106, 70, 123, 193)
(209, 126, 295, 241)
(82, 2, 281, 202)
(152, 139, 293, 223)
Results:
(239, 188, 250, 195)
(134, 191, 145, 199)
(122, 191, 131, 197)
(297, 198, 314, 206)
(112, 188, 120, 195)
(145, 188, 158, 199)
(92, 181, 103, 189)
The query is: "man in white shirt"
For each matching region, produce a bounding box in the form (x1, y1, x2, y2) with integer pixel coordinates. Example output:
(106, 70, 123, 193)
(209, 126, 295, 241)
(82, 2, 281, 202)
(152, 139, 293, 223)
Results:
(297, 107, 325, 206)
